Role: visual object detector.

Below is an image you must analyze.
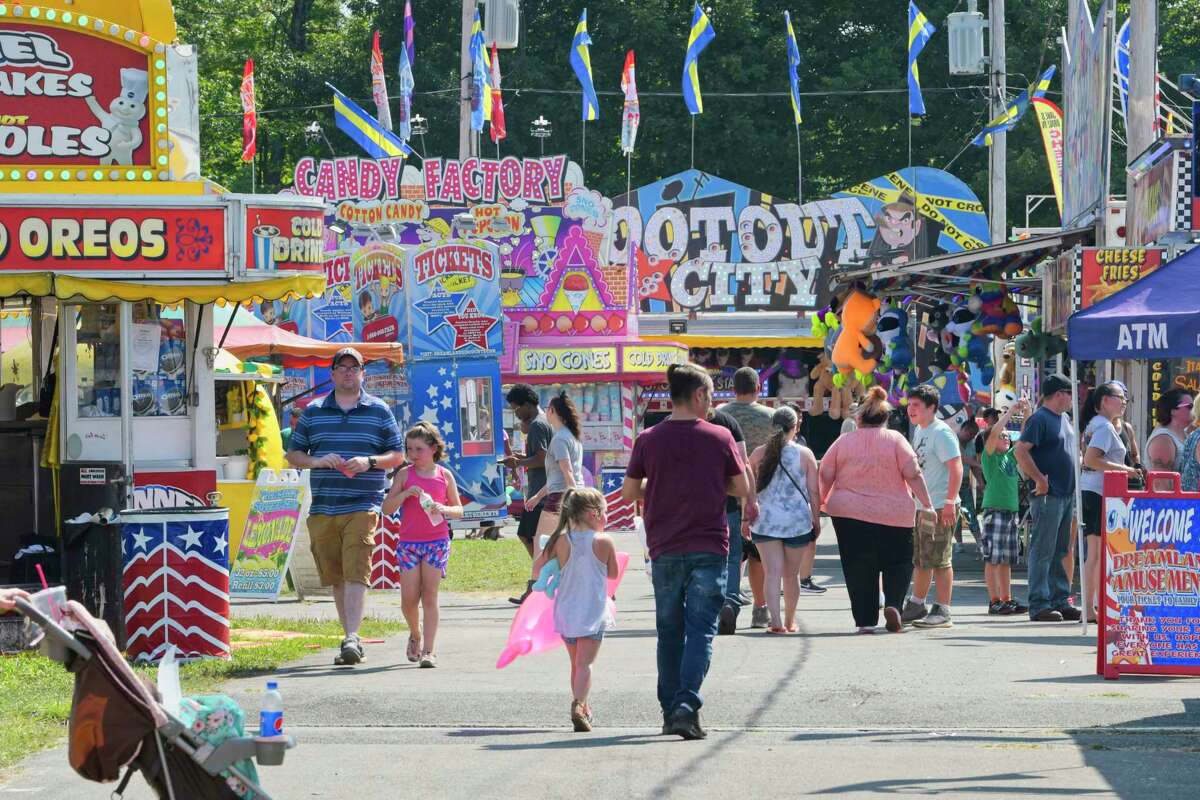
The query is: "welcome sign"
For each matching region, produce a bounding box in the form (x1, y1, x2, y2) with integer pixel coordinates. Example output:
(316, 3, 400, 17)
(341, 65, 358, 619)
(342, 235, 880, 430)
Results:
(1101, 472, 1200, 679)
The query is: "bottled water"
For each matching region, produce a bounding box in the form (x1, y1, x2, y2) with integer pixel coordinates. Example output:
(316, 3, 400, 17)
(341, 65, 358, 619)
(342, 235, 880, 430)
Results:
(259, 681, 284, 737)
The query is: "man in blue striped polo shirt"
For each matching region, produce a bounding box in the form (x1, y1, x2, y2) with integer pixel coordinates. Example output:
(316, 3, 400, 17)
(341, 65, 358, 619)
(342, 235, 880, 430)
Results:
(287, 347, 404, 666)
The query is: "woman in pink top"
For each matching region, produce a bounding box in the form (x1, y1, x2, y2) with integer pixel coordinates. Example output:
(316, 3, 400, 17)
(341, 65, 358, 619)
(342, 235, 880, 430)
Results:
(383, 422, 464, 668)
(819, 386, 932, 634)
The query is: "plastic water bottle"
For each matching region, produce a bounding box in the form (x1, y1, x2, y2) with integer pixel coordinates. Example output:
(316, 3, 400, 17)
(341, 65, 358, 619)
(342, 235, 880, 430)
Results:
(259, 681, 284, 737)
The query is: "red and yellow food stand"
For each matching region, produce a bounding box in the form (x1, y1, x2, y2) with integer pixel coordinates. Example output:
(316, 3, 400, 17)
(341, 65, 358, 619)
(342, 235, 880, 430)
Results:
(0, 1, 326, 658)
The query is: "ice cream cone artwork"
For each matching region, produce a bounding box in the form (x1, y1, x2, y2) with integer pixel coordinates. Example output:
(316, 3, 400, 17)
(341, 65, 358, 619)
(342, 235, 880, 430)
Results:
(562, 272, 590, 313)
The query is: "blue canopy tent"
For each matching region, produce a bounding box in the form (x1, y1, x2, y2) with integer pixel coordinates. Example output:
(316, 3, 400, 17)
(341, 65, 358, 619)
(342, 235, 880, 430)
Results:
(1065, 244, 1200, 634)
(1067, 244, 1200, 361)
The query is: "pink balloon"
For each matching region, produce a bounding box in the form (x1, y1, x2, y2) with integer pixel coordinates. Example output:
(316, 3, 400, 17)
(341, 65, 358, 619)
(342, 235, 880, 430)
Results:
(496, 551, 629, 669)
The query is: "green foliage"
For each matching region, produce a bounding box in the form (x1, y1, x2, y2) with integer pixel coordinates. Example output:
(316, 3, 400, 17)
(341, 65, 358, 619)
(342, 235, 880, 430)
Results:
(176, 1, 1200, 233)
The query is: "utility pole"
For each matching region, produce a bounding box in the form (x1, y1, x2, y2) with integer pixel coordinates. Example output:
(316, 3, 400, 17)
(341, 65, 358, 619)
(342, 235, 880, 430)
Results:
(988, 0, 1007, 244)
(1126, 0, 1158, 236)
(459, 0, 475, 160)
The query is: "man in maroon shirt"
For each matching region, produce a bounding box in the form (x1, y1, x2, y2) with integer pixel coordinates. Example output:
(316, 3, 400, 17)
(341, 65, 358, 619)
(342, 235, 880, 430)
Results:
(623, 363, 749, 740)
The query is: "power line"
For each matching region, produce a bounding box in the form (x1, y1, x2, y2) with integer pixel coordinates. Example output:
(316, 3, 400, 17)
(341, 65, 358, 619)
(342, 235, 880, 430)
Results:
(200, 84, 994, 121)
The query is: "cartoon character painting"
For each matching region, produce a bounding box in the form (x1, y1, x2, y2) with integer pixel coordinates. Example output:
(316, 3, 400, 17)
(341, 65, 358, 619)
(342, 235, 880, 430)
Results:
(867, 195, 929, 266)
(86, 68, 149, 166)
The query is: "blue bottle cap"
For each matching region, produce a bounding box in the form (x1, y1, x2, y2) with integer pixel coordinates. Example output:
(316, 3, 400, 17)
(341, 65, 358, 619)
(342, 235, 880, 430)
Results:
(267, 681, 278, 690)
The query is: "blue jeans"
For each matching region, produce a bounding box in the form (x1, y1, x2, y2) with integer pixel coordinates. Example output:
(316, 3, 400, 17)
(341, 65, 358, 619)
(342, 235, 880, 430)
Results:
(1027, 493, 1074, 616)
(724, 509, 742, 607)
(651, 553, 727, 715)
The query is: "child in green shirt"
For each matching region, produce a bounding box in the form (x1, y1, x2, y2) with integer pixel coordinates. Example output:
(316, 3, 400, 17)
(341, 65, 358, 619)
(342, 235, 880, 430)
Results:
(980, 400, 1031, 615)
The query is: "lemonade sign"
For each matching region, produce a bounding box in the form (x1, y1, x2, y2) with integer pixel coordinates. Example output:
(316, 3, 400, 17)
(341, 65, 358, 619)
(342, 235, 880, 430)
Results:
(229, 469, 311, 600)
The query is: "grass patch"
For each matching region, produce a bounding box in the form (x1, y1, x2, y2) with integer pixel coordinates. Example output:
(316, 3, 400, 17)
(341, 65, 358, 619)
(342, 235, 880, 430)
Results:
(441, 538, 531, 593)
(0, 616, 405, 776)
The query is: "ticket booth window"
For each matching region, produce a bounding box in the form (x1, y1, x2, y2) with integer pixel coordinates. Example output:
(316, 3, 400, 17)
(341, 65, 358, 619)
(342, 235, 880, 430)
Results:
(76, 303, 122, 418)
(459, 377, 494, 456)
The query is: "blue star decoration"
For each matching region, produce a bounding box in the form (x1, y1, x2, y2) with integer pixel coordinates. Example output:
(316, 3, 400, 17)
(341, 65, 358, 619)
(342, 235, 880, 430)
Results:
(601, 472, 624, 494)
(413, 285, 462, 335)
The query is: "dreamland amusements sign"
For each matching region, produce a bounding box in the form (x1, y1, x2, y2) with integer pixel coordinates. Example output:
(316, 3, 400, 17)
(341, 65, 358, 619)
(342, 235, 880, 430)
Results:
(615, 167, 989, 314)
(1101, 472, 1200, 679)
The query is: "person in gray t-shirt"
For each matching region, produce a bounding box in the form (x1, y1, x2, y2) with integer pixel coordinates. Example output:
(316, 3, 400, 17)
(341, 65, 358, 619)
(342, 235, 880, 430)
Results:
(526, 394, 585, 544)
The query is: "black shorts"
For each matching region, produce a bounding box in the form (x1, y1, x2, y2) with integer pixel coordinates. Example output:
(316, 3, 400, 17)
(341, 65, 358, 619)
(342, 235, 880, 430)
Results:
(516, 503, 543, 542)
(742, 538, 761, 562)
(1081, 490, 1103, 537)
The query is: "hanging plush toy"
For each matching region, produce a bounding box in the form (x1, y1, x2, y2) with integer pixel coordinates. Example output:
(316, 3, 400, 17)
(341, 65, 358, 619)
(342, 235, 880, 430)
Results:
(1016, 316, 1068, 362)
(828, 372, 865, 420)
(970, 282, 1023, 339)
(959, 332, 995, 385)
(776, 355, 810, 401)
(810, 309, 840, 359)
(944, 301, 980, 362)
(831, 289, 881, 387)
(876, 305, 913, 373)
(809, 353, 836, 416)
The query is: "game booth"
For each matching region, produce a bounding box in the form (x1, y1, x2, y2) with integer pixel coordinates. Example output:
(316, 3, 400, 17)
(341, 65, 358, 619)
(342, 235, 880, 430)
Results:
(1069, 243, 1200, 677)
(616, 166, 998, 451)
(0, 3, 328, 662)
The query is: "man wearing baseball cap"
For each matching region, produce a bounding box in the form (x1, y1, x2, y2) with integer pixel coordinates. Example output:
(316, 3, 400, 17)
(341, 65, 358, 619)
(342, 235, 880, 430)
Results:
(1014, 374, 1082, 622)
(286, 347, 405, 665)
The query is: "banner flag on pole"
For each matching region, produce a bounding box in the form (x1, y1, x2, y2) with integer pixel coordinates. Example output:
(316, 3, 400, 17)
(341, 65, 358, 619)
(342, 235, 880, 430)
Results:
(785, 11, 802, 125)
(329, 83, 412, 158)
(398, 43, 414, 141)
(469, 8, 492, 132)
(682, 3, 716, 115)
(370, 31, 393, 131)
(907, 2, 936, 118)
(404, 0, 415, 66)
(570, 9, 600, 121)
(971, 64, 1056, 146)
(240, 59, 256, 162)
(620, 50, 640, 154)
(1032, 97, 1065, 218)
(489, 43, 506, 143)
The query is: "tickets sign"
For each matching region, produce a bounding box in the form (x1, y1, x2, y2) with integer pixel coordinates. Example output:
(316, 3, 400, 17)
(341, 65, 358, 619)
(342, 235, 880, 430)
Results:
(0, 20, 170, 174)
(1101, 473, 1200, 679)
(0, 206, 226, 271)
(1079, 247, 1165, 309)
(244, 205, 324, 271)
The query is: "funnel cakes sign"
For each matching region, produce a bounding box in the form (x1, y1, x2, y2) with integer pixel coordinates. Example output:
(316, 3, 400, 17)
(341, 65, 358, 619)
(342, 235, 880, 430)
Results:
(0, 13, 172, 178)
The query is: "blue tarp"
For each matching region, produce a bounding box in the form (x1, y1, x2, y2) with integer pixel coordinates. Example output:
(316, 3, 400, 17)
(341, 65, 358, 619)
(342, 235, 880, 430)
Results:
(1067, 245, 1200, 361)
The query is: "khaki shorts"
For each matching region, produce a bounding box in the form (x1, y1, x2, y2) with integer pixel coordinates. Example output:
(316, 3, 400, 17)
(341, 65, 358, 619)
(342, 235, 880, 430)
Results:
(308, 511, 379, 586)
(913, 507, 957, 570)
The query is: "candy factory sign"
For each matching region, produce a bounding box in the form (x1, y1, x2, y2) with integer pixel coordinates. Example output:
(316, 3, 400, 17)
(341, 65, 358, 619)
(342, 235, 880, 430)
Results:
(292, 156, 409, 202)
(0, 20, 170, 173)
(422, 155, 568, 205)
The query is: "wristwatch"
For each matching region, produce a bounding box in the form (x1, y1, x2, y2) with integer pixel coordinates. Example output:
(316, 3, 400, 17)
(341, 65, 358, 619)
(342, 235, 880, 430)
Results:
(367, 456, 378, 470)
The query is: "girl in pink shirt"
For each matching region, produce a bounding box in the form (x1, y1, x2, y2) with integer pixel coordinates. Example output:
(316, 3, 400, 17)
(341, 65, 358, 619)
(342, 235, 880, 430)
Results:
(383, 422, 464, 668)
(819, 387, 932, 634)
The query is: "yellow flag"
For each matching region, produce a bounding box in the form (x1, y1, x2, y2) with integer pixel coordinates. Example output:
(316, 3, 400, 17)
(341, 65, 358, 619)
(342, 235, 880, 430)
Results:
(1032, 97, 1064, 219)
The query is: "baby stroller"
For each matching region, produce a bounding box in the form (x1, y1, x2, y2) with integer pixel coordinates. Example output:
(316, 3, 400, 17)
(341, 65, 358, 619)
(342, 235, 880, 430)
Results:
(13, 596, 294, 800)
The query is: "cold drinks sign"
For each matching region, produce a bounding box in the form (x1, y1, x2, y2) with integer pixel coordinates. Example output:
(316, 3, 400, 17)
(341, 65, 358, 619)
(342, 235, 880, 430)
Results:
(0, 16, 171, 176)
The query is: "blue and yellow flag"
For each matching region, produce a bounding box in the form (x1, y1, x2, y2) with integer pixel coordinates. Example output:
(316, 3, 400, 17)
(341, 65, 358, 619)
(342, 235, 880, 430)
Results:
(469, 9, 492, 132)
(682, 3, 716, 115)
(569, 9, 599, 121)
(330, 84, 411, 158)
(785, 11, 802, 125)
(971, 65, 1056, 147)
(907, 2, 936, 117)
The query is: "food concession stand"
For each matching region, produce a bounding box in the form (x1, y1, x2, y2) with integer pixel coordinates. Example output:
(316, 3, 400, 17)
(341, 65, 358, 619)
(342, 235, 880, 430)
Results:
(0, 1, 326, 658)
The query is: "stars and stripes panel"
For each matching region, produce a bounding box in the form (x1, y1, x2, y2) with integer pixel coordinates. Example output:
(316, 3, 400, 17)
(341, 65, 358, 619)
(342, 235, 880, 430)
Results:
(601, 467, 636, 532)
(372, 513, 402, 590)
(122, 510, 231, 664)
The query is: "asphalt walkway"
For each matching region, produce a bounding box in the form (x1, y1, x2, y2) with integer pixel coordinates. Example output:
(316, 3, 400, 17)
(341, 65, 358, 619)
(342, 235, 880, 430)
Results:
(6, 524, 1200, 799)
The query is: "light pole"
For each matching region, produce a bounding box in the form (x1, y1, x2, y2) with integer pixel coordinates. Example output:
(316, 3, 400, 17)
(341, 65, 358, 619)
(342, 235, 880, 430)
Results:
(305, 121, 336, 156)
(530, 116, 552, 157)
(411, 114, 430, 159)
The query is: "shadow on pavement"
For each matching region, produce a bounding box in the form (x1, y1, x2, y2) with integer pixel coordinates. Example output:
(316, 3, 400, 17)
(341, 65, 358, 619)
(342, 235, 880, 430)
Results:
(481, 733, 661, 751)
(790, 730, 1064, 746)
(814, 767, 1108, 796)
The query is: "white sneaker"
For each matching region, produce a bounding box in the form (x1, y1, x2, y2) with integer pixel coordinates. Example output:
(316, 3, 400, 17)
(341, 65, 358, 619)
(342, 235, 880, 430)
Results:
(912, 604, 953, 628)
